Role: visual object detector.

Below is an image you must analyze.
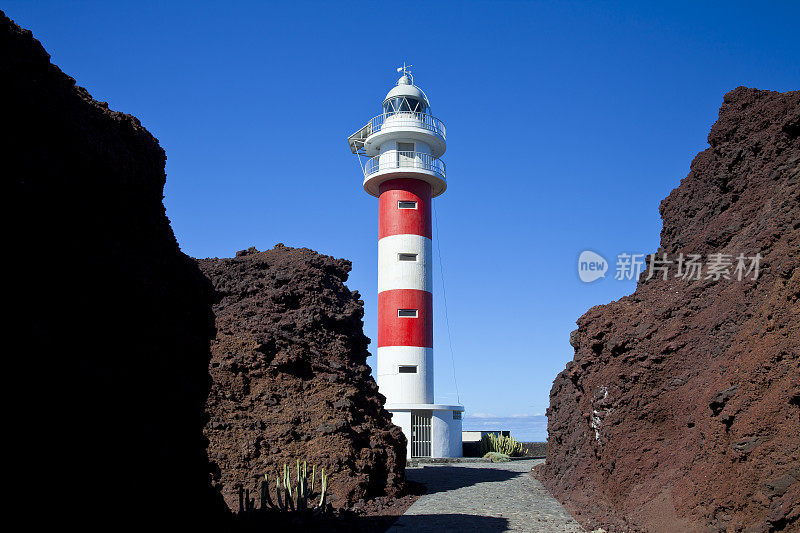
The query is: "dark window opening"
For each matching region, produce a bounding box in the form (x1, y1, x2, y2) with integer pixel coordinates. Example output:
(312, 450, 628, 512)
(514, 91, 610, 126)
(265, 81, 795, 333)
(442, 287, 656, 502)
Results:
(399, 365, 418, 374)
(397, 142, 414, 154)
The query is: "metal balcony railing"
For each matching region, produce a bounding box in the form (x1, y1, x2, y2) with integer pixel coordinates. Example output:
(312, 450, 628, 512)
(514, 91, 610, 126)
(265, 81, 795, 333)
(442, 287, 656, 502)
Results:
(365, 151, 446, 180)
(367, 112, 446, 141)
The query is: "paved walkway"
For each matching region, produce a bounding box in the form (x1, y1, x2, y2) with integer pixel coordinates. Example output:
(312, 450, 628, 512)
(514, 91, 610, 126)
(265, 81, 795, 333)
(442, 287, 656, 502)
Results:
(387, 459, 585, 532)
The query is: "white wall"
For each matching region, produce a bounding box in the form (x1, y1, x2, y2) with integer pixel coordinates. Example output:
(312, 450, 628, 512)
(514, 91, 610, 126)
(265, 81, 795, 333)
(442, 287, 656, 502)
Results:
(431, 409, 463, 458)
(378, 139, 432, 169)
(388, 410, 412, 458)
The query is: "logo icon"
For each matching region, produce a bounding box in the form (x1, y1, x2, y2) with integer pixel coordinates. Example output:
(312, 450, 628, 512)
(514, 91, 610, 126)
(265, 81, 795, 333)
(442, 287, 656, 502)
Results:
(578, 251, 608, 283)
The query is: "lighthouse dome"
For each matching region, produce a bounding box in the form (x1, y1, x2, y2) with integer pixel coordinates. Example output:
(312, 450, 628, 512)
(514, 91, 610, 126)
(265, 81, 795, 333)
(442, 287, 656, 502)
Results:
(383, 76, 429, 114)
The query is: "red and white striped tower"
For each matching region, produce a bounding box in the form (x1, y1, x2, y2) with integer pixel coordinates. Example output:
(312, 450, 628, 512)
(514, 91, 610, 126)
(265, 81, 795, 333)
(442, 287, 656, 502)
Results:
(349, 67, 463, 458)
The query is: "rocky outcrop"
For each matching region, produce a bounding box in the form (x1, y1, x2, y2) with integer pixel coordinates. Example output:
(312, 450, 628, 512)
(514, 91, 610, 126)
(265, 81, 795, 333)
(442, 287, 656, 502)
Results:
(539, 88, 799, 532)
(198, 245, 407, 511)
(3, 11, 228, 528)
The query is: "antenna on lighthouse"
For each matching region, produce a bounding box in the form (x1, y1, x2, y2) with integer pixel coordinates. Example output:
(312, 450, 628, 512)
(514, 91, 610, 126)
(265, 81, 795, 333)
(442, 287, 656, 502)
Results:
(396, 62, 414, 85)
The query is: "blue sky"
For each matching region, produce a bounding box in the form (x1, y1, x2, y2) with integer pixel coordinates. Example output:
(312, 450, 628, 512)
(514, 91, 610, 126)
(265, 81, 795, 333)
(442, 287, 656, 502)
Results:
(7, 1, 797, 441)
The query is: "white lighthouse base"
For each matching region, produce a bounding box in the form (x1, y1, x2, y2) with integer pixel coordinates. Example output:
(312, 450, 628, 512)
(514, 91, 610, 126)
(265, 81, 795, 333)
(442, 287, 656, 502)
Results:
(385, 403, 464, 459)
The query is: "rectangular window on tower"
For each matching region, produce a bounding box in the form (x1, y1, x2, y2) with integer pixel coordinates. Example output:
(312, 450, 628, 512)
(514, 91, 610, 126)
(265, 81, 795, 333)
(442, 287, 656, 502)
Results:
(453, 410, 462, 420)
(398, 201, 418, 209)
(398, 365, 418, 374)
(398, 309, 418, 318)
(398, 253, 418, 262)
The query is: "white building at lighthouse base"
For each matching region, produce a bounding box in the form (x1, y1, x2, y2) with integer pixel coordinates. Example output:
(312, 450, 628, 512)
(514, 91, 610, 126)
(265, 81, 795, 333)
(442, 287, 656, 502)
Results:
(385, 403, 464, 458)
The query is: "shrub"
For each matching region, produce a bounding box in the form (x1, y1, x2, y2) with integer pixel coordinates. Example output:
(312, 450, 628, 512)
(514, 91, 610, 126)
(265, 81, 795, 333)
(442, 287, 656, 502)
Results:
(483, 452, 511, 463)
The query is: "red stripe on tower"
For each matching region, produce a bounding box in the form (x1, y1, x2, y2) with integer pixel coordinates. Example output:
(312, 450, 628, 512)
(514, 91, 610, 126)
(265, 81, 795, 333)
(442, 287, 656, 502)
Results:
(377, 289, 433, 347)
(379, 178, 432, 239)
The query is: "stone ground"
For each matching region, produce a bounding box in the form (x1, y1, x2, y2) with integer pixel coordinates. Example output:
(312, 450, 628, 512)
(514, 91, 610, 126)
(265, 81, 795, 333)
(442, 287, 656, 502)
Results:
(386, 459, 585, 532)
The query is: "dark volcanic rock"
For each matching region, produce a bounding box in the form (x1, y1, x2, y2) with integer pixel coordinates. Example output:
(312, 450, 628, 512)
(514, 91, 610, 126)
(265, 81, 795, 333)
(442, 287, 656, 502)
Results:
(198, 245, 407, 511)
(3, 11, 228, 528)
(538, 88, 799, 532)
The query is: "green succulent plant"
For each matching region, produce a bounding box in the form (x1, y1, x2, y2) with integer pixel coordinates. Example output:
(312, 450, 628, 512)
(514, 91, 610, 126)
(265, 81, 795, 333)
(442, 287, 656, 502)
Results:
(479, 432, 523, 457)
(238, 459, 329, 515)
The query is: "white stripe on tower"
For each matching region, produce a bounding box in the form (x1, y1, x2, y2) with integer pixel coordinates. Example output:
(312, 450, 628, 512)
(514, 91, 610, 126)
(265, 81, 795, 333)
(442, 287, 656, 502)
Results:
(377, 346, 434, 403)
(378, 234, 433, 293)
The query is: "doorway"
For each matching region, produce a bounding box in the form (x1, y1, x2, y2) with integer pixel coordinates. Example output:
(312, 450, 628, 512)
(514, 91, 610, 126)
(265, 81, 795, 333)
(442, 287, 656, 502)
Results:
(411, 410, 432, 458)
(397, 142, 414, 168)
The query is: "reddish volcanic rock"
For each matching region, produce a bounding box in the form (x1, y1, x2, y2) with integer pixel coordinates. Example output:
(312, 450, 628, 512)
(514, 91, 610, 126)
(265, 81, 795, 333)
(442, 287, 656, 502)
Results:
(198, 245, 407, 511)
(538, 88, 799, 532)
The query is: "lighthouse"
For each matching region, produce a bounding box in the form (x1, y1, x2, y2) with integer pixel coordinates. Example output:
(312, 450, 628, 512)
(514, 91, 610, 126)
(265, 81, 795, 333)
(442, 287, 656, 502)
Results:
(349, 67, 464, 458)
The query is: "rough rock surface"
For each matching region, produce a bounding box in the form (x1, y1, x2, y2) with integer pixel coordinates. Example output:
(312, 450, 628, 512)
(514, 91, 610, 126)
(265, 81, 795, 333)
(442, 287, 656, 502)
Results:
(539, 88, 799, 532)
(3, 11, 228, 528)
(198, 245, 407, 511)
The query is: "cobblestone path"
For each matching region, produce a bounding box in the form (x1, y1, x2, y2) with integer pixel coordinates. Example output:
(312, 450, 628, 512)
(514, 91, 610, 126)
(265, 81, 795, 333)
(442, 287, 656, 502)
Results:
(387, 459, 585, 532)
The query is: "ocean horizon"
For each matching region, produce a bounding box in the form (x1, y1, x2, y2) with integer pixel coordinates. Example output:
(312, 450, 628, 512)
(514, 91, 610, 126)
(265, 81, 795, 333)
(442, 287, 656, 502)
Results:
(462, 414, 548, 442)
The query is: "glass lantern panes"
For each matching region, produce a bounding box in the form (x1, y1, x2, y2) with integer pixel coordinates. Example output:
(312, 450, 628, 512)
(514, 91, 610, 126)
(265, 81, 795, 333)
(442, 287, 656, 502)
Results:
(384, 96, 428, 116)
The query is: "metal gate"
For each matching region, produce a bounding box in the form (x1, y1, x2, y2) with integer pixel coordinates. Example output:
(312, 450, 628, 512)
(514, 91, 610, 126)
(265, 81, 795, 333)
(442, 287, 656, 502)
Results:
(411, 411, 432, 458)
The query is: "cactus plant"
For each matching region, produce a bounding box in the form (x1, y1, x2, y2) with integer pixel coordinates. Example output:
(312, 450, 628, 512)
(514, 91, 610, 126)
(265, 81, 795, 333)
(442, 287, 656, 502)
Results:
(479, 432, 523, 457)
(239, 459, 329, 516)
